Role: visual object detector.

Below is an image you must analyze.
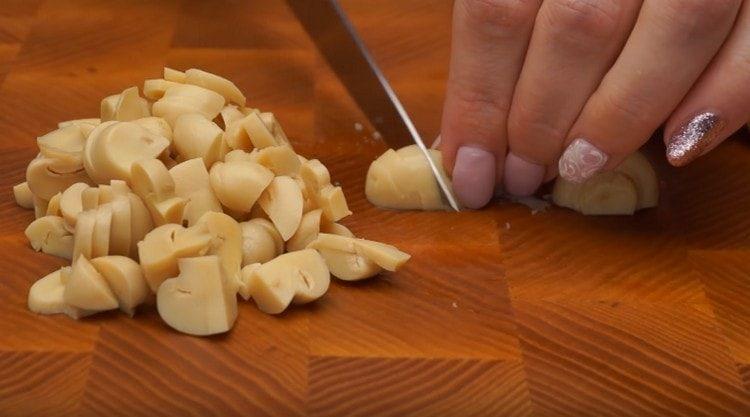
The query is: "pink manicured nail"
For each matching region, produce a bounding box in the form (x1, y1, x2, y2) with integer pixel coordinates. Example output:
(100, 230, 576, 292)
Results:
(452, 146, 495, 209)
(558, 138, 608, 183)
(503, 152, 544, 196)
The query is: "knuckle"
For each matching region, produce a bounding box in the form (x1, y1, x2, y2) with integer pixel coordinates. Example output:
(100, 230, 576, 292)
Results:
(543, 0, 623, 44)
(459, 0, 538, 33)
(662, 0, 739, 38)
(508, 105, 567, 163)
(445, 84, 508, 143)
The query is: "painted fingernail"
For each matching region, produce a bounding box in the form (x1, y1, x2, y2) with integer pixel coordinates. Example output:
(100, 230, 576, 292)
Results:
(452, 146, 495, 209)
(431, 135, 442, 150)
(558, 138, 608, 183)
(666, 112, 723, 167)
(503, 152, 545, 196)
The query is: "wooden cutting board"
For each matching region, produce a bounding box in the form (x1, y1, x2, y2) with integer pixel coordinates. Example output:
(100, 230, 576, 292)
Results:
(1, 1, 749, 416)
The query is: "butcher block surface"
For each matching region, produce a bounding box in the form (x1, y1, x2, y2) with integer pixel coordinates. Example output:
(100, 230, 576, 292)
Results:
(1, 1, 749, 416)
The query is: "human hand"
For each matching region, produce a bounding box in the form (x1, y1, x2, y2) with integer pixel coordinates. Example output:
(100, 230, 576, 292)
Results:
(438, 0, 747, 208)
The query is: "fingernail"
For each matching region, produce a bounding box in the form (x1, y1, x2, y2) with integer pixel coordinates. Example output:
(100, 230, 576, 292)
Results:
(503, 152, 544, 196)
(558, 138, 608, 183)
(666, 112, 723, 167)
(431, 135, 442, 150)
(452, 146, 495, 209)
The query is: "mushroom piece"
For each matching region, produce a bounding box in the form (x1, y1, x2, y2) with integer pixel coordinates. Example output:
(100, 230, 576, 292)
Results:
(157, 255, 238, 336)
(26, 156, 92, 200)
(240, 218, 284, 265)
(307, 233, 411, 281)
(195, 212, 243, 292)
(242, 249, 330, 314)
(223, 111, 279, 151)
(28, 269, 90, 319)
(33, 195, 48, 219)
(73, 209, 96, 260)
(365, 145, 451, 211)
(315, 184, 351, 223)
(258, 176, 303, 241)
(131, 159, 186, 225)
(164, 67, 186, 83)
(170, 158, 223, 226)
(152, 84, 225, 127)
(184, 68, 246, 106)
(259, 112, 291, 147)
(13, 182, 34, 209)
(248, 145, 300, 176)
(24, 215, 74, 260)
(64, 256, 119, 312)
(101, 86, 150, 122)
(59, 182, 90, 228)
(220, 105, 245, 127)
(286, 209, 322, 252)
(143, 79, 182, 100)
(134, 116, 173, 142)
(91, 203, 113, 258)
(58, 118, 101, 137)
(552, 152, 658, 216)
(90, 256, 149, 316)
(45, 192, 62, 216)
(209, 160, 274, 213)
(173, 113, 225, 167)
(37, 125, 87, 169)
(84, 121, 170, 184)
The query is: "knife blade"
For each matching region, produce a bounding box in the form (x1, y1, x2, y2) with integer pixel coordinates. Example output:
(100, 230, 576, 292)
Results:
(286, 0, 460, 211)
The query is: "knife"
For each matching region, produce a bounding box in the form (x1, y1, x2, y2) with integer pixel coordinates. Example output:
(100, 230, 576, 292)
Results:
(286, 0, 460, 211)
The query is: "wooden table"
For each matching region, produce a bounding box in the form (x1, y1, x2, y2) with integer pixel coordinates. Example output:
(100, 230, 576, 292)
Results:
(1, 1, 749, 416)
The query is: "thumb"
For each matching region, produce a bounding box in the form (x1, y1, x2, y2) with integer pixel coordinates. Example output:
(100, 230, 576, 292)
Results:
(439, 0, 540, 209)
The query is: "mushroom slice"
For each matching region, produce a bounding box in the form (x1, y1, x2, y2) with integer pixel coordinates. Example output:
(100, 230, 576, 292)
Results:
(137, 224, 184, 292)
(299, 159, 331, 192)
(164, 67, 186, 83)
(58, 118, 101, 135)
(128, 192, 154, 257)
(80, 187, 100, 211)
(245, 249, 330, 314)
(224, 149, 255, 163)
(13, 182, 34, 209)
(46, 192, 62, 216)
(224, 111, 278, 151)
(33, 195, 48, 219)
(131, 159, 186, 225)
(143, 79, 182, 100)
(614, 152, 659, 210)
(24, 215, 74, 260)
(134, 116, 173, 142)
(240, 218, 284, 265)
(220, 105, 245, 127)
(59, 182, 89, 228)
(316, 184, 351, 223)
(307, 233, 411, 274)
(91, 204, 113, 258)
(64, 256, 119, 312)
(195, 212, 243, 292)
(101, 86, 150, 122)
(287, 209, 322, 252)
(170, 158, 223, 226)
(152, 84, 225, 127)
(157, 255, 238, 336)
(90, 256, 149, 316)
(258, 176, 303, 241)
(553, 171, 639, 216)
(108, 195, 132, 257)
(37, 125, 87, 169)
(259, 112, 290, 147)
(73, 210, 96, 260)
(28, 269, 90, 319)
(237, 263, 261, 300)
(85, 121, 170, 184)
(26, 156, 92, 200)
(173, 113, 225, 167)
(209, 161, 274, 213)
(315, 248, 381, 281)
(184, 68, 246, 106)
(320, 221, 354, 238)
(250, 145, 300, 176)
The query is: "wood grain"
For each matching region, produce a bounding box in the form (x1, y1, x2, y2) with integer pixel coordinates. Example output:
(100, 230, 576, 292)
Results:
(0, 1, 749, 416)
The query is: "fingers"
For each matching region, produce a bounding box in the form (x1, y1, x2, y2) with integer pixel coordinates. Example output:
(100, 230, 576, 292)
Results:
(558, 0, 741, 183)
(664, 2, 750, 166)
(440, 0, 541, 208)
(504, 0, 642, 196)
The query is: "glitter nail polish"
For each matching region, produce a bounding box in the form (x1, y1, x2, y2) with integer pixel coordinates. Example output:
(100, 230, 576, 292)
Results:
(558, 138, 609, 183)
(667, 112, 723, 167)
